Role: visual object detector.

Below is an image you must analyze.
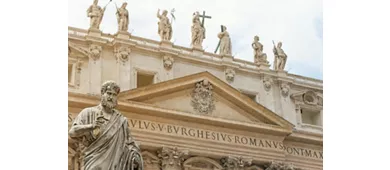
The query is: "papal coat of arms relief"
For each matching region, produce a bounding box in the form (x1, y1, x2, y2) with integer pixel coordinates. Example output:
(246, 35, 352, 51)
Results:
(191, 79, 215, 115)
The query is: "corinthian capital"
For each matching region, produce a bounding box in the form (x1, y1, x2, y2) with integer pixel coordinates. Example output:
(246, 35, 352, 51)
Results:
(158, 147, 189, 170)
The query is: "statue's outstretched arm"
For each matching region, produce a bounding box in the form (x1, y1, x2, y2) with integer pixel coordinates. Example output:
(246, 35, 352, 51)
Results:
(69, 124, 93, 138)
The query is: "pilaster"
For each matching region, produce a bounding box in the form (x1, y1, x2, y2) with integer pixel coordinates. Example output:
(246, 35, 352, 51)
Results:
(115, 45, 132, 91)
(87, 43, 103, 94)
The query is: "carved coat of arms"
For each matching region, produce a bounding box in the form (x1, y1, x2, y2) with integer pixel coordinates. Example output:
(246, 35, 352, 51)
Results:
(191, 80, 215, 114)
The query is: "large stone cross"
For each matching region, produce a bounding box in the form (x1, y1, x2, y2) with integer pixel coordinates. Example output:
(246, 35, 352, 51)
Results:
(199, 11, 211, 28)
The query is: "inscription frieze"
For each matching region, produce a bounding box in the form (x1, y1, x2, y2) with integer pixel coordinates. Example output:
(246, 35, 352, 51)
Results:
(128, 119, 323, 160)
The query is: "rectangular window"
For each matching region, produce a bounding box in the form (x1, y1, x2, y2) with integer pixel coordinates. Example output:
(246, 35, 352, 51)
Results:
(301, 108, 322, 126)
(137, 72, 154, 88)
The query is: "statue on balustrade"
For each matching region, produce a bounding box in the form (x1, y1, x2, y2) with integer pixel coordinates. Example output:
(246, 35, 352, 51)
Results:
(116, 2, 129, 32)
(87, 0, 106, 30)
(217, 25, 232, 56)
(157, 9, 173, 41)
(272, 41, 288, 71)
(252, 35, 268, 65)
(191, 11, 205, 48)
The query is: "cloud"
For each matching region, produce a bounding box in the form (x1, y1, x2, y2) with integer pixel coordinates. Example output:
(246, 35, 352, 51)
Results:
(69, 0, 323, 80)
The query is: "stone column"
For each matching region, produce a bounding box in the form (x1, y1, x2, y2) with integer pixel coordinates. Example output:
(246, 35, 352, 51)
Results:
(87, 44, 103, 94)
(158, 147, 189, 170)
(115, 45, 132, 91)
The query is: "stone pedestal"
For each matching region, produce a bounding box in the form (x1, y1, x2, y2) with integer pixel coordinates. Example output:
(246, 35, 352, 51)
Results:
(115, 31, 131, 39)
(87, 28, 102, 37)
(276, 70, 288, 77)
(159, 40, 173, 48)
(256, 62, 271, 70)
(221, 54, 234, 63)
(191, 45, 204, 56)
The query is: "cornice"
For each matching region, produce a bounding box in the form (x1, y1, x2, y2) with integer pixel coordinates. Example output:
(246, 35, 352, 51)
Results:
(285, 129, 323, 146)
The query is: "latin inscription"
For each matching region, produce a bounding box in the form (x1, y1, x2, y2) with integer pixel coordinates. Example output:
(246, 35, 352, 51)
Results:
(129, 119, 323, 160)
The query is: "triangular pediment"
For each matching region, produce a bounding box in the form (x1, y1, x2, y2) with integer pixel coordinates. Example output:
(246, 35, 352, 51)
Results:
(68, 41, 89, 58)
(119, 72, 294, 130)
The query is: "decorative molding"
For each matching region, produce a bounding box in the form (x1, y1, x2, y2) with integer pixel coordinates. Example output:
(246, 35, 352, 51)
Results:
(158, 147, 189, 170)
(75, 59, 82, 73)
(265, 161, 299, 170)
(291, 91, 323, 107)
(163, 55, 174, 70)
(183, 156, 223, 170)
(115, 45, 131, 64)
(225, 68, 236, 83)
(263, 76, 273, 92)
(88, 44, 102, 61)
(220, 156, 252, 170)
(280, 83, 290, 98)
(141, 151, 160, 169)
(191, 79, 215, 115)
(246, 165, 264, 170)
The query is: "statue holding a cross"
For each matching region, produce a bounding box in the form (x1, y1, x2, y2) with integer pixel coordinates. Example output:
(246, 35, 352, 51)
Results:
(191, 11, 211, 49)
(217, 25, 232, 56)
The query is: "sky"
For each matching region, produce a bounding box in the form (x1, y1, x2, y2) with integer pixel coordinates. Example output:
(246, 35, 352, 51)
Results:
(68, 0, 323, 80)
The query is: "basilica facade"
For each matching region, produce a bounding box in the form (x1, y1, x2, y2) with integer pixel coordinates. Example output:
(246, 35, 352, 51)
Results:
(68, 2, 323, 170)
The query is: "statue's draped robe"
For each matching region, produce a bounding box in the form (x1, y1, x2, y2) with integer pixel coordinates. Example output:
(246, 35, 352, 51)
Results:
(191, 15, 205, 46)
(218, 31, 232, 55)
(273, 48, 287, 70)
(87, 5, 104, 29)
(71, 106, 143, 170)
(117, 8, 129, 31)
(158, 15, 172, 40)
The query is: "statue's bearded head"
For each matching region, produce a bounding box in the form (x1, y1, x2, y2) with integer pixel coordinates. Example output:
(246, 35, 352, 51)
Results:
(93, 0, 98, 5)
(100, 81, 120, 109)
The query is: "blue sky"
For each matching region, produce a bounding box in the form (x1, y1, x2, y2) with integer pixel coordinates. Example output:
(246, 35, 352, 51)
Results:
(69, 0, 323, 80)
